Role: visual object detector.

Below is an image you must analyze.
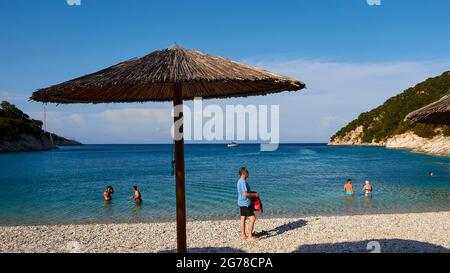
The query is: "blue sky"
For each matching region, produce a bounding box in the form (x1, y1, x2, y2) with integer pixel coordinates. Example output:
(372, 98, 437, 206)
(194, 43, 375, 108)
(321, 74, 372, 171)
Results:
(1, 0, 450, 143)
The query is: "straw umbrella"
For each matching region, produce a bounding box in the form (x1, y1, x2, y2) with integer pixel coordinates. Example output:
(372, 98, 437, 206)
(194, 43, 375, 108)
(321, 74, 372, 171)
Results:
(31, 45, 305, 252)
(406, 94, 450, 125)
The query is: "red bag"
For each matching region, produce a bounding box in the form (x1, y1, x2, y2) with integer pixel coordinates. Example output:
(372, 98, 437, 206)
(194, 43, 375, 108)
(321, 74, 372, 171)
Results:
(252, 197, 263, 213)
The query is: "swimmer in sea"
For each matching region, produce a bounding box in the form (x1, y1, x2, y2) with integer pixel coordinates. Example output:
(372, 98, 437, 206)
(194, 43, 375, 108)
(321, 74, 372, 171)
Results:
(132, 185, 142, 205)
(362, 180, 373, 198)
(103, 185, 114, 201)
(343, 179, 354, 196)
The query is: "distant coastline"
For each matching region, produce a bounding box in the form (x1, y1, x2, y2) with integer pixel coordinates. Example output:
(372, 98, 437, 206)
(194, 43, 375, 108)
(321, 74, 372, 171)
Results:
(0, 133, 81, 153)
(0, 101, 81, 153)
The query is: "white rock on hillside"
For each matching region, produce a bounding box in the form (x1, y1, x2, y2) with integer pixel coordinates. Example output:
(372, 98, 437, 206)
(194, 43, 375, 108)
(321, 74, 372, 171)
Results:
(329, 126, 384, 146)
(387, 132, 450, 156)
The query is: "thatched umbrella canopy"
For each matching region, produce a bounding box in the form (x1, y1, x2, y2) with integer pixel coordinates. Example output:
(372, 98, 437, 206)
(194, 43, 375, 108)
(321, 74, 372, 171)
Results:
(31, 45, 305, 253)
(406, 94, 450, 125)
(32, 45, 304, 103)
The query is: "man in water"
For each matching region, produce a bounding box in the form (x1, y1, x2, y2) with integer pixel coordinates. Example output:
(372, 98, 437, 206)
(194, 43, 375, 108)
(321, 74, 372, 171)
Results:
(343, 179, 354, 196)
(237, 167, 259, 241)
(362, 180, 373, 198)
(132, 185, 142, 205)
(103, 185, 114, 201)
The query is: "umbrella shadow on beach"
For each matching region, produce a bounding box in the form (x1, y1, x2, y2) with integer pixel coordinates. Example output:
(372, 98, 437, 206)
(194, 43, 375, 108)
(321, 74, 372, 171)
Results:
(254, 219, 308, 240)
(159, 247, 246, 253)
(295, 239, 450, 253)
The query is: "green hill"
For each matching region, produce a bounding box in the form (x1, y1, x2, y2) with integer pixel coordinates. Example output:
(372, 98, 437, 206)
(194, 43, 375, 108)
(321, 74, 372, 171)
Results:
(331, 71, 450, 143)
(0, 101, 43, 140)
(0, 101, 80, 152)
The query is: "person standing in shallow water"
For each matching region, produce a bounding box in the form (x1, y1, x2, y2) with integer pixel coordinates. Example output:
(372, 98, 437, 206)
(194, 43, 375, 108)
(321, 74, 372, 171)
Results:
(237, 167, 259, 241)
(362, 180, 373, 198)
(103, 185, 114, 201)
(344, 179, 354, 196)
(132, 185, 142, 205)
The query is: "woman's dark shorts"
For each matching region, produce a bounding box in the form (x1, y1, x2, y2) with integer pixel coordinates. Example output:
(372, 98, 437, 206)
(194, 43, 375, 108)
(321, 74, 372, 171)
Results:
(239, 205, 255, 217)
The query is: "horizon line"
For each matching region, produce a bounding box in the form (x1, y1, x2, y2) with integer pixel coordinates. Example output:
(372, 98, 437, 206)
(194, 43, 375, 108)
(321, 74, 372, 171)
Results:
(70, 142, 329, 145)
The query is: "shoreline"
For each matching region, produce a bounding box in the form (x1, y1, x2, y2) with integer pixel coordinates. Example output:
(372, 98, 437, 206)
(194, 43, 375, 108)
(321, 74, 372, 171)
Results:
(2, 207, 450, 227)
(328, 143, 450, 157)
(1, 211, 449, 253)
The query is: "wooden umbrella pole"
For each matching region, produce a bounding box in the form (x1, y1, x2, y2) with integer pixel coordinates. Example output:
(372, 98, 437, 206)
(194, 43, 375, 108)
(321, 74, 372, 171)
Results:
(173, 83, 187, 253)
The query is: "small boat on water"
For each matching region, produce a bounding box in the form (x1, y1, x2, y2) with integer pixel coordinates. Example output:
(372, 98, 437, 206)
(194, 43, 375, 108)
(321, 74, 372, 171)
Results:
(227, 142, 239, 148)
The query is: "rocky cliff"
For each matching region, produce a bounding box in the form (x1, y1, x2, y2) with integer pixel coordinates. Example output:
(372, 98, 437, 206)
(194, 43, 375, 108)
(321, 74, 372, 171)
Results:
(0, 133, 80, 153)
(386, 132, 450, 156)
(331, 129, 450, 156)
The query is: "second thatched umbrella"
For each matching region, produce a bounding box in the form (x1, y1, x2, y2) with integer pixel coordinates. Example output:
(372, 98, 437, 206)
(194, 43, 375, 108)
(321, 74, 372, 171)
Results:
(406, 94, 450, 125)
(31, 45, 305, 252)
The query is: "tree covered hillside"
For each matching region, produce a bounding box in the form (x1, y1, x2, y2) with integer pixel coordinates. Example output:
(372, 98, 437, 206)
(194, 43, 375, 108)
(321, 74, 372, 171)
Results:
(0, 101, 43, 140)
(0, 101, 81, 152)
(331, 71, 450, 143)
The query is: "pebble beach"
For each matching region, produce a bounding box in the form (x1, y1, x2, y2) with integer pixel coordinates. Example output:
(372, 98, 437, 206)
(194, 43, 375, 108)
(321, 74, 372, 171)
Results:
(1, 211, 449, 253)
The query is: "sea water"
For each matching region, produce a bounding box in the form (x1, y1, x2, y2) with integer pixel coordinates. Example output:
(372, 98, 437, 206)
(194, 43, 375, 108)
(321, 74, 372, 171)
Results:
(0, 144, 449, 225)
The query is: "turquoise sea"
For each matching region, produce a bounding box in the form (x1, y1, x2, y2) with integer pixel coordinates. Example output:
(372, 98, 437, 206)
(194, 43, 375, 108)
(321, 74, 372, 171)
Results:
(0, 144, 449, 225)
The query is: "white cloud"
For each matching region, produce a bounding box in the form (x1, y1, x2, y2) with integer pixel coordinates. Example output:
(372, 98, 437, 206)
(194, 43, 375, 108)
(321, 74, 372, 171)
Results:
(248, 58, 450, 99)
(66, 113, 85, 124)
(0, 92, 28, 101)
(29, 111, 61, 124)
(321, 116, 344, 128)
(26, 58, 450, 143)
(29, 108, 172, 144)
(100, 108, 170, 124)
(240, 57, 450, 142)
